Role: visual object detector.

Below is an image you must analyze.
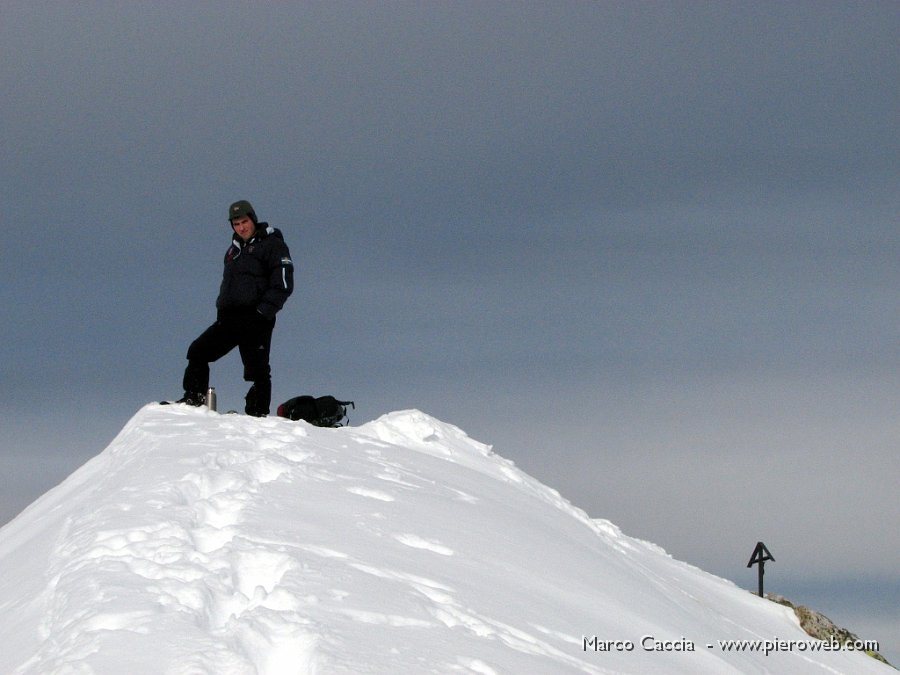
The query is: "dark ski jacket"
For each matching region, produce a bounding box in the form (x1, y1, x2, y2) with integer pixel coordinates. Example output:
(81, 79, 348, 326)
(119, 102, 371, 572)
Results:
(216, 223, 294, 321)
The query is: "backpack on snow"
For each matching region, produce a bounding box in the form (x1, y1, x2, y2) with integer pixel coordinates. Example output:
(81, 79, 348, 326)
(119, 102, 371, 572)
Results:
(276, 395, 355, 427)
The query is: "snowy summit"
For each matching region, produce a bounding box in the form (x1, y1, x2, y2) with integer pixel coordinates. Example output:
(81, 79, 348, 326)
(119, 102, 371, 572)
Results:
(0, 405, 890, 674)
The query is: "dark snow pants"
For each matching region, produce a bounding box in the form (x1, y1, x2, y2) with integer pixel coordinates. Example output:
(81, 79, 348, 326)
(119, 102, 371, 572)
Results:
(183, 310, 276, 416)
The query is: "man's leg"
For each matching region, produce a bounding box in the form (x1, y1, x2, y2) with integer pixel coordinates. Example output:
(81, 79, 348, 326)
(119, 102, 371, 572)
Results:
(183, 320, 239, 397)
(239, 316, 275, 416)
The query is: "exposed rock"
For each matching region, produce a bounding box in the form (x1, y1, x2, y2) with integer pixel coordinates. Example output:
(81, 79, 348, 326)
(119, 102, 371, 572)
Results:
(764, 593, 893, 668)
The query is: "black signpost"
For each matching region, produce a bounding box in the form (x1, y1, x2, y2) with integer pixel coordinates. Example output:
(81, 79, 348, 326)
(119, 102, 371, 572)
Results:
(747, 541, 775, 597)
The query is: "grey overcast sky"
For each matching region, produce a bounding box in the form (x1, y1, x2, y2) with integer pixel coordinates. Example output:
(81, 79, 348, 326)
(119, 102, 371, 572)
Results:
(2, 0, 898, 662)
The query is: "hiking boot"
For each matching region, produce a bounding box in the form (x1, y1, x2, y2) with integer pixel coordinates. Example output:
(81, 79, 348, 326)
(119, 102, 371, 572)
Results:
(244, 382, 270, 417)
(176, 391, 206, 407)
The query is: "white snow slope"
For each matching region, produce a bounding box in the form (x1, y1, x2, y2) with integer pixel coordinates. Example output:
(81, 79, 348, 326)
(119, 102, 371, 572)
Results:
(0, 405, 891, 675)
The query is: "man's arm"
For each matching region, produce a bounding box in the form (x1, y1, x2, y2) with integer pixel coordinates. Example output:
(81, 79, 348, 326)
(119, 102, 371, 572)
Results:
(258, 241, 294, 320)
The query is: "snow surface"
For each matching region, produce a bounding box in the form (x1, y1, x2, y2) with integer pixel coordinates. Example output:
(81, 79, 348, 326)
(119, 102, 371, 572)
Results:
(0, 404, 890, 674)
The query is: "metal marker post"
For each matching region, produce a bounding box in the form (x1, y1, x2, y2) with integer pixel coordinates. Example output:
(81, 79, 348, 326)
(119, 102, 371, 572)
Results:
(747, 541, 775, 597)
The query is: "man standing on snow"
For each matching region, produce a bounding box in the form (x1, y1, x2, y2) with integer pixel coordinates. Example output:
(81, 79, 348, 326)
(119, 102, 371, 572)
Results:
(178, 200, 294, 416)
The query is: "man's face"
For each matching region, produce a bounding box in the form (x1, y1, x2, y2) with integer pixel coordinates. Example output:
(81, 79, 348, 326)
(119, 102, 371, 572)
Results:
(231, 215, 256, 242)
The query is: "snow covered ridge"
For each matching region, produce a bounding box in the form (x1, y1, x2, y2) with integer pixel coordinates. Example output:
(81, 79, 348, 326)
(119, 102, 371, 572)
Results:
(0, 405, 891, 674)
